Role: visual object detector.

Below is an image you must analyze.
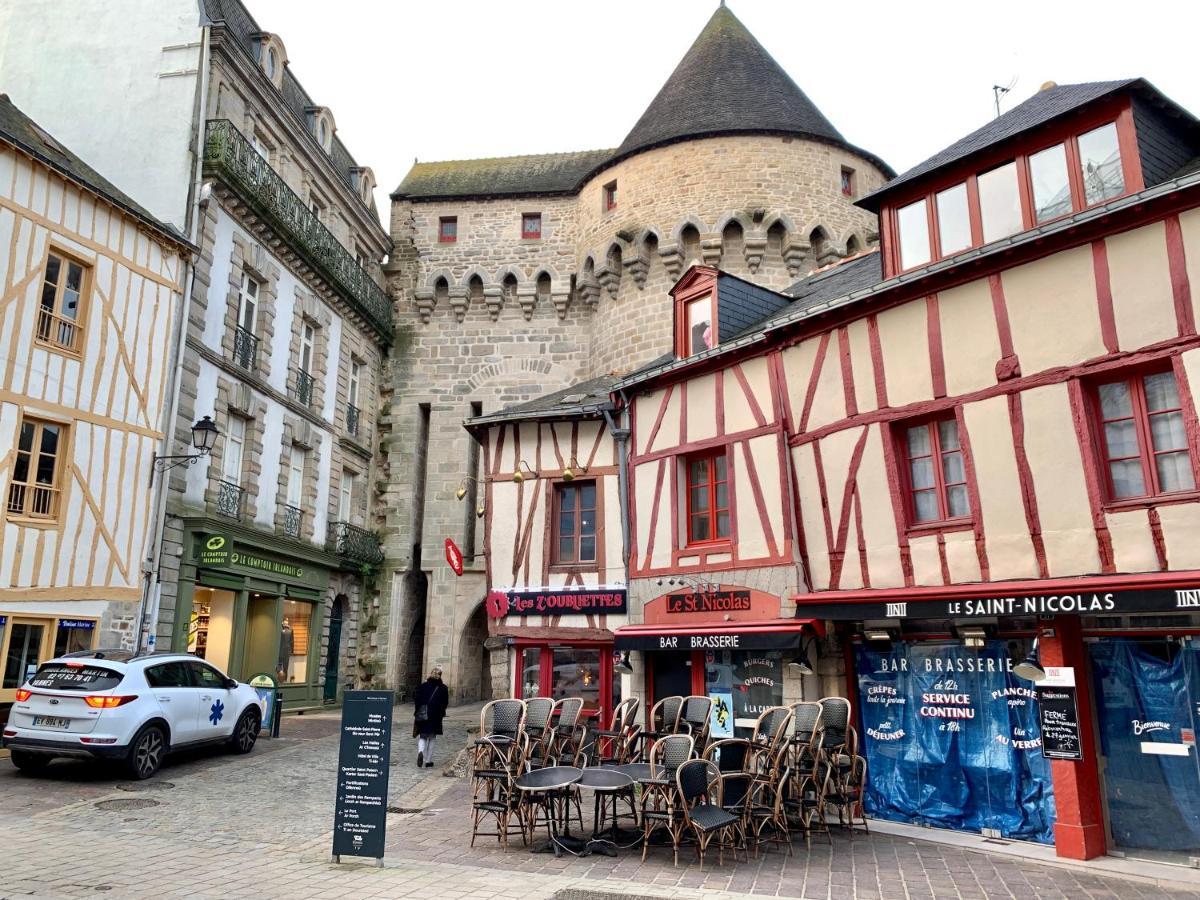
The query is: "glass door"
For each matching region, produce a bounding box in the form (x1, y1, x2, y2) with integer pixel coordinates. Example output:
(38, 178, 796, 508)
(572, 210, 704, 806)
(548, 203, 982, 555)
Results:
(2, 618, 50, 698)
(1089, 637, 1200, 861)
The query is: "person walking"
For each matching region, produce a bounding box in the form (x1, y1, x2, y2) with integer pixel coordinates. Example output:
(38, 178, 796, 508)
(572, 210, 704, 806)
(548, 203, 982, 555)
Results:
(413, 666, 449, 768)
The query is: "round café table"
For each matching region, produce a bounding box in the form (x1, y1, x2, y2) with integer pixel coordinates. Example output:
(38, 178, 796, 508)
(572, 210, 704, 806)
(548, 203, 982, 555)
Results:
(577, 767, 637, 854)
(515, 765, 583, 857)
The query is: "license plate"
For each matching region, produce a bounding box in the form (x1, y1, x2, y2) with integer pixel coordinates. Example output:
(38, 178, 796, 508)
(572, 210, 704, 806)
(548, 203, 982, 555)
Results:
(33, 716, 70, 730)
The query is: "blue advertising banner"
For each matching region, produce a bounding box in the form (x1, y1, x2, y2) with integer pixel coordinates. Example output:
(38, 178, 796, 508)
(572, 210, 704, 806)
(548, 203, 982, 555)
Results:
(856, 640, 1055, 844)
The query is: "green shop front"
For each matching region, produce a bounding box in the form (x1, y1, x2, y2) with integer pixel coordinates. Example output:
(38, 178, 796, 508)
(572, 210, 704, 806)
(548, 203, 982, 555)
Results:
(172, 524, 335, 709)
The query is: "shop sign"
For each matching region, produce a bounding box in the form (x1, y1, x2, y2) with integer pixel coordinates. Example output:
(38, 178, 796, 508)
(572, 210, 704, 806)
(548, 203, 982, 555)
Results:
(58, 619, 95, 630)
(200, 534, 230, 566)
(332, 690, 395, 862)
(614, 629, 802, 651)
(445, 538, 463, 576)
(196, 532, 318, 585)
(666, 590, 752, 615)
(248, 673, 278, 740)
(486, 588, 627, 618)
(797, 584, 1200, 621)
(1037, 685, 1083, 760)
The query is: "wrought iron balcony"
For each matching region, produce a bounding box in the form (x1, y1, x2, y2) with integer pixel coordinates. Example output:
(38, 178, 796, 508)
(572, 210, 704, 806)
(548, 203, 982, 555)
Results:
(295, 369, 315, 407)
(203, 119, 393, 343)
(326, 521, 384, 566)
(345, 403, 360, 437)
(216, 480, 245, 519)
(232, 326, 258, 370)
(282, 504, 304, 538)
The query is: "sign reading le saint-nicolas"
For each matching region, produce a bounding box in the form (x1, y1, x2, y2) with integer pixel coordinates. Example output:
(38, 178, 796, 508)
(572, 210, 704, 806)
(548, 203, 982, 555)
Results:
(666, 590, 753, 615)
(800, 585, 1200, 621)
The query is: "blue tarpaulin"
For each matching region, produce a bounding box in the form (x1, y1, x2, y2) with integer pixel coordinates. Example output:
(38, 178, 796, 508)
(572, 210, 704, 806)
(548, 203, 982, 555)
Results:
(855, 640, 1055, 844)
(1089, 638, 1200, 852)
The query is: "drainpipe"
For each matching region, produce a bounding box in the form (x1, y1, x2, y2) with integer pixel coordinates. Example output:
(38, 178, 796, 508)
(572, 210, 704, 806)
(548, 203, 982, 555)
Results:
(136, 23, 212, 651)
(601, 403, 631, 579)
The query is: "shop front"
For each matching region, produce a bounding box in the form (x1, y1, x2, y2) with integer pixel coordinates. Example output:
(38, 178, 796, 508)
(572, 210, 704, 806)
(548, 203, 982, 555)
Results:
(1, 612, 99, 701)
(614, 586, 817, 739)
(171, 524, 335, 709)
(797, 572, 1200, 863)
(487, 586, 627, 725)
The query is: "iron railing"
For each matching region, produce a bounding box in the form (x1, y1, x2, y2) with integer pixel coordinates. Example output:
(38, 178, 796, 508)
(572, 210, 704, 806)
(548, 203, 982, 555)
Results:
(326, 521, 384, 566)
(295, 369, 315, 407)
(203, 119, 393, 342)
(282, 504, 304, 538)
(233, 326, 258, 370)
(345, 403, 360, 437)
(216, 480, 245, 519)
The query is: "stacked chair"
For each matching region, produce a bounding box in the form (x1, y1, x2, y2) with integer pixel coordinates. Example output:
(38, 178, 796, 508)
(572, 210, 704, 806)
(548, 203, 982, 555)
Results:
(745, 706, 794, 855)
(703, 738, 754, 841)
(676, 758, 744, 866)
(678, 695, 714, 750)
(470, 699, 529, 848)
(639, 733, 695, 862)
(595, 697, 640, 764)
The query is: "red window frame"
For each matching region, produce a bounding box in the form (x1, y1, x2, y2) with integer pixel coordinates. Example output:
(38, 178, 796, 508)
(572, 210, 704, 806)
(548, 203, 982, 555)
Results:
(438, 216, 457, 243)
(521, 213, 542, 240)
(513, 641, 614, 727)
(552, 480, 597, 566)
(685, 449, 730, 546)
(672, 270, 718, 358)
(840, 166, 855, 197)
(1090, 367, 1199, 504)
(603, 180, 617, 212)
(896, 414, 972, 528)
(882, 100, 1142, 278)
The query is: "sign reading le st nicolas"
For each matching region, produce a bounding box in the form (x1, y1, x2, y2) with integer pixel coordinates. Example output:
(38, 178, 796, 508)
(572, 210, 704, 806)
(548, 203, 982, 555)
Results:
(666, 590, 753, 615)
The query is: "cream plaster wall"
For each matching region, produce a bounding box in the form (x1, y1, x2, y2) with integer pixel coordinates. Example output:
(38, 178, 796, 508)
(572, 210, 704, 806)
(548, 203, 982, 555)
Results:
(846, 319, 877, 415)
(857, 426, 905, 587)
(793, 443, 829, 590)
(909, 535, 942, 587)
(1155, 502, 1200, 570)
(938, 280, 1001, 397)
(944, 529, 981, 584)
(687, 374, 718, 443)
(1105, 508, 1158, 574)
(1004, 247, 1105, 374)
(876, 299, 932, 407)
(1106, 221, 1177, 351)
(1178, 208, 1200, 329)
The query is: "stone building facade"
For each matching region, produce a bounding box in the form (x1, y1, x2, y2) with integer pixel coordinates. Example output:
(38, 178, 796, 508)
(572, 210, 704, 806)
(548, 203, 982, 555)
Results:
(381, 5, 893, 699)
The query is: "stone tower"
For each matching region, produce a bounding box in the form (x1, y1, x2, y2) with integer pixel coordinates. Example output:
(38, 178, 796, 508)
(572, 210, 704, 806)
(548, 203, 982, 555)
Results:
(379, 5, 892, 700)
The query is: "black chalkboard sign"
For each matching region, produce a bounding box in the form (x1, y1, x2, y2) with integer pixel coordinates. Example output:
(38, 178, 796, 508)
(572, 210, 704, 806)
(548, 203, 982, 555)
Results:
(332, 690, 395, 862)
(1038, 686, 1083, 761)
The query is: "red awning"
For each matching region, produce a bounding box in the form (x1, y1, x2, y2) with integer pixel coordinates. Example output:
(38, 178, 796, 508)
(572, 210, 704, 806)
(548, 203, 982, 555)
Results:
(613, 618, 822, 651)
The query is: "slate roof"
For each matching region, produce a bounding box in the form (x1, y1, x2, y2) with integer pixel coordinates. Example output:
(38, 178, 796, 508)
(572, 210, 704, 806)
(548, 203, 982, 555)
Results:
(466, 374, 621, 429)
(0, 95, 191, 249)
(858, 79, 1141, 212)
(392, 150, 615, 201)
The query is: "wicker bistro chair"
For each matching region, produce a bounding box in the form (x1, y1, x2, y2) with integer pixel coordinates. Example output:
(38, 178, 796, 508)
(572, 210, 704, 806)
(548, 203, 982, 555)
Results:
(547, 697, 585, 761)
(788, 701, 823, 778)
(703, 739, 755, 834)
(639, 733, 696, 861)
(679, 695, 715, 748)
(471, 733, 531, 848)
(523, 697, 555, 763)
(816, 697, 856, 786)
(595, 697, 640, 763)
(676, 759, 744, 866)
(473, 698, 527, 777)
(747, 763, 793, 857)
(630, 695, 684, 761)
(825, 754, 869, 837)
(785, 759, 834, 849)
(748, 706, 793, 779)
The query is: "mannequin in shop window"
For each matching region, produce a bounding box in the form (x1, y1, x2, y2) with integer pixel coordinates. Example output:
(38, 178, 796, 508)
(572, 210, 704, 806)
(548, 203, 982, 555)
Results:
(278, 618, 293, 683)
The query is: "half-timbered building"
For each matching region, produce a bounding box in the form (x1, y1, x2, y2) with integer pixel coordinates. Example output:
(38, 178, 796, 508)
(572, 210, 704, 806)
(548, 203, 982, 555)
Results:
(0, 96, 191, 705)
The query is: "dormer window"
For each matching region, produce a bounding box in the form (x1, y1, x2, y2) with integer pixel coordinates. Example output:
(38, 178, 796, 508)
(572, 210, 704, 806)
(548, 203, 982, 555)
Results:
(265, 47, 278, 79)
(685, 294, 713, 356)
(257, 34, 287, 89)
(886, 114, 1136, 274)
(672, 267, 719, 358)
(308, 107, 335, 154)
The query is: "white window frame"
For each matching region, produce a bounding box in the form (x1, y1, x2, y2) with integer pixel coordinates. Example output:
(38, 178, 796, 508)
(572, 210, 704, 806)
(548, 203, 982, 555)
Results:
(286, 445, 306, 507)
(338, 470, 357, 523)
(300, 322, 315, 374)
(223, 416, 246, 484)
(348, 360, 361, 409)
(237, 274, 259, 333)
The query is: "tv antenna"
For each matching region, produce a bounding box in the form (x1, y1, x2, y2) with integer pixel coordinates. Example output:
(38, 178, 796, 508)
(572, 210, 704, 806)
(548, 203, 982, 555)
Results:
(993, 77, 1017, 119)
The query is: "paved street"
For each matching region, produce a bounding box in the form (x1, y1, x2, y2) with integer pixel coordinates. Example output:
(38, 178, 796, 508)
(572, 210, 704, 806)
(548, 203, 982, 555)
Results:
(0, 704, 1197, 900)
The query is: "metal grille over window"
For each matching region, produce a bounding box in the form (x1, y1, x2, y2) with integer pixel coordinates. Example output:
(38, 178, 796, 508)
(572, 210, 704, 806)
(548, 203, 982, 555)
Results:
(282, 504, 303, 538)
(233, 326, 258, 370)
(295, 369, 315, 407)
(216, 480, 245, 519)
(326, 521, 383, 565)
(345, 403, 360, 437)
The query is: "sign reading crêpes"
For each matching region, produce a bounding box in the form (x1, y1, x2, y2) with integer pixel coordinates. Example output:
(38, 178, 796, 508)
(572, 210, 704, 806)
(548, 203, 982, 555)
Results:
(486, 588, 627, 618)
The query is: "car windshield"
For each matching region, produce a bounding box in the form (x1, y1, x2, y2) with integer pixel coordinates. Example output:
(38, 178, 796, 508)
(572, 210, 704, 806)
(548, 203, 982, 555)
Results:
(29, 663, 124, 691)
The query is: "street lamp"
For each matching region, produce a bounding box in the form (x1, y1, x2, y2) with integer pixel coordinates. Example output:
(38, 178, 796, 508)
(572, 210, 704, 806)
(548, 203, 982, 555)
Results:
(1014, 638, 1047, 682)
(512, 460, 538, 483)
(561, 456, 588, 482)
(614, 652, 634, 675)
(787, 635, 819, 675)
(151, 415, 219, 479)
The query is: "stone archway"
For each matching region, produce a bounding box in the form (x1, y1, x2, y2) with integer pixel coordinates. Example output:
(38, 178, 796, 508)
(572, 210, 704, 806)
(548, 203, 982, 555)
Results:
(456, 601, 490, 704)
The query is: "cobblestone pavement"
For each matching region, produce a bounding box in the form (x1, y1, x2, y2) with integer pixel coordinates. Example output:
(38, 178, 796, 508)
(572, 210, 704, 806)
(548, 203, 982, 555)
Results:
(0, 705, 1197, 900)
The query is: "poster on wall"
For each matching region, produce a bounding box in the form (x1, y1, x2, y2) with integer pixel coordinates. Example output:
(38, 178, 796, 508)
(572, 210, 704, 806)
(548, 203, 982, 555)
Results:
(709, 691, 734, 738)
(855, 640, 1056, 844)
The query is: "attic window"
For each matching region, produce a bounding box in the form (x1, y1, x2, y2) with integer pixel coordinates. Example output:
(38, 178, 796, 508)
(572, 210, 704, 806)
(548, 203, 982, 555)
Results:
(684, 295, 713, 356)
(603, 180, 617, 212)
(840, 166, 856, 197)
(265, 47, 278, 79)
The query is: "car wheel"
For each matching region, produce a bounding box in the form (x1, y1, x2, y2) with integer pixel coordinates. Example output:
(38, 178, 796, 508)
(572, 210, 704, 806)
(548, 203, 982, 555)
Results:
(229, 708, 260, 755)
(10, 750, 51, 774)
(125, 724, 166, 780)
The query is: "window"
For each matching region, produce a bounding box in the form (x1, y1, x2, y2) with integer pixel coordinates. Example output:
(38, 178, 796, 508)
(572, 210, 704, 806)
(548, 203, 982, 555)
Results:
(286, 445, 306, 508)
(145, 661, 191, 689)
(237, 274, 258, 333)
(53, 620, 95, 657)
(685, 451, 730, 544)
(299, 322, 315, 374)
(309, 195, 323, 222)
(603, 180, 617, 212)
(897, 198, 931, 270)
(935, 183, 971, 256)
(1029, 143, 1071, 223)
(7, 417, 65, 520)
(37, 251, 87, 353)
(265, 46, 277, 79)
(1095, 369, 1195, 501)
(840, 166, 856, 197)
(189, 662, 227, 689)
(223, 416, 246, 484)
(348, 360, 361, 408)
(977, 161, 1022, 243)
(438, 216, 457, 243)
(553, 481, 597, 565)
(252, 133, 270, 161)
(684, 294, 713, 356)
(901, 417, 970, 525)
(1078, 122, 1125, 206)
(339, 470, 357, 522)
(550, 647, 600, 707)
(521, 213, 542, 239)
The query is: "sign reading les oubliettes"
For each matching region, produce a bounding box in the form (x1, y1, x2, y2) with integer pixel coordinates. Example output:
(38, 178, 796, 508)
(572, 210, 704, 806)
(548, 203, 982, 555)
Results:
(486, 588, 627, 618)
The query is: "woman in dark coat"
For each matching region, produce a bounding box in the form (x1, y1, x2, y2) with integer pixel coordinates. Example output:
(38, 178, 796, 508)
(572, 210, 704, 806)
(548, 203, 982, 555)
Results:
(413, 666, 449, 767)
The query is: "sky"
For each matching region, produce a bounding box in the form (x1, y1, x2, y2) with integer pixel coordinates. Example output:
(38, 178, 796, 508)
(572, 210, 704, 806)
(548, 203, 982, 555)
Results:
(248, 0, 1200, 223)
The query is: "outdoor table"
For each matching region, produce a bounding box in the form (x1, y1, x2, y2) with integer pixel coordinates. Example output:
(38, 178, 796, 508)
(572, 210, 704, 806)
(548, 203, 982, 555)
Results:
(578, 767, 637, 854)
(514, 765, 583, 857)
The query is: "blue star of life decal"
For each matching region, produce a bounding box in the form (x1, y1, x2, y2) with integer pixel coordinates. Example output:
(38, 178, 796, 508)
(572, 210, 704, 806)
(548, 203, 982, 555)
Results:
(209, 698, 225, 725)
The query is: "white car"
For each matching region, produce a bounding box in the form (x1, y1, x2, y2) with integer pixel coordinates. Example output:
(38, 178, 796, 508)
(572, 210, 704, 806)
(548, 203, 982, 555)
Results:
(2, 650, 263, 779)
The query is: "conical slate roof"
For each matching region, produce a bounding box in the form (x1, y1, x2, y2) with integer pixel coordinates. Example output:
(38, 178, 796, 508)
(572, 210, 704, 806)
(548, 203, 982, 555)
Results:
(616, 4, 845, 159)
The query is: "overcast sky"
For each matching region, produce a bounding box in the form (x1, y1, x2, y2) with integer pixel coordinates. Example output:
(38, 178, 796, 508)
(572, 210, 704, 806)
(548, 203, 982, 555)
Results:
(249, 0, 1200, 223)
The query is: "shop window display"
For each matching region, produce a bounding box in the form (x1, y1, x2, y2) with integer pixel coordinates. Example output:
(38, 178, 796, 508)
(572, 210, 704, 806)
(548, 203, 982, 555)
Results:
(550, 647, 600, 708)
(53, 620, 94, 657)
(278, 599, 312, 684)
(521, 647, 541, 698)
(188, 589, 234, 672)
(705, 650, 782, 738)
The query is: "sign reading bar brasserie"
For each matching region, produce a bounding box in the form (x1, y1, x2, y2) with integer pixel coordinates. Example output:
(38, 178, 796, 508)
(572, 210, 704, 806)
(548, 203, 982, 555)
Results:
(796, 585, 1200, 621)
(486, 588, 628, 618)
(666, 590, 752, 615)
